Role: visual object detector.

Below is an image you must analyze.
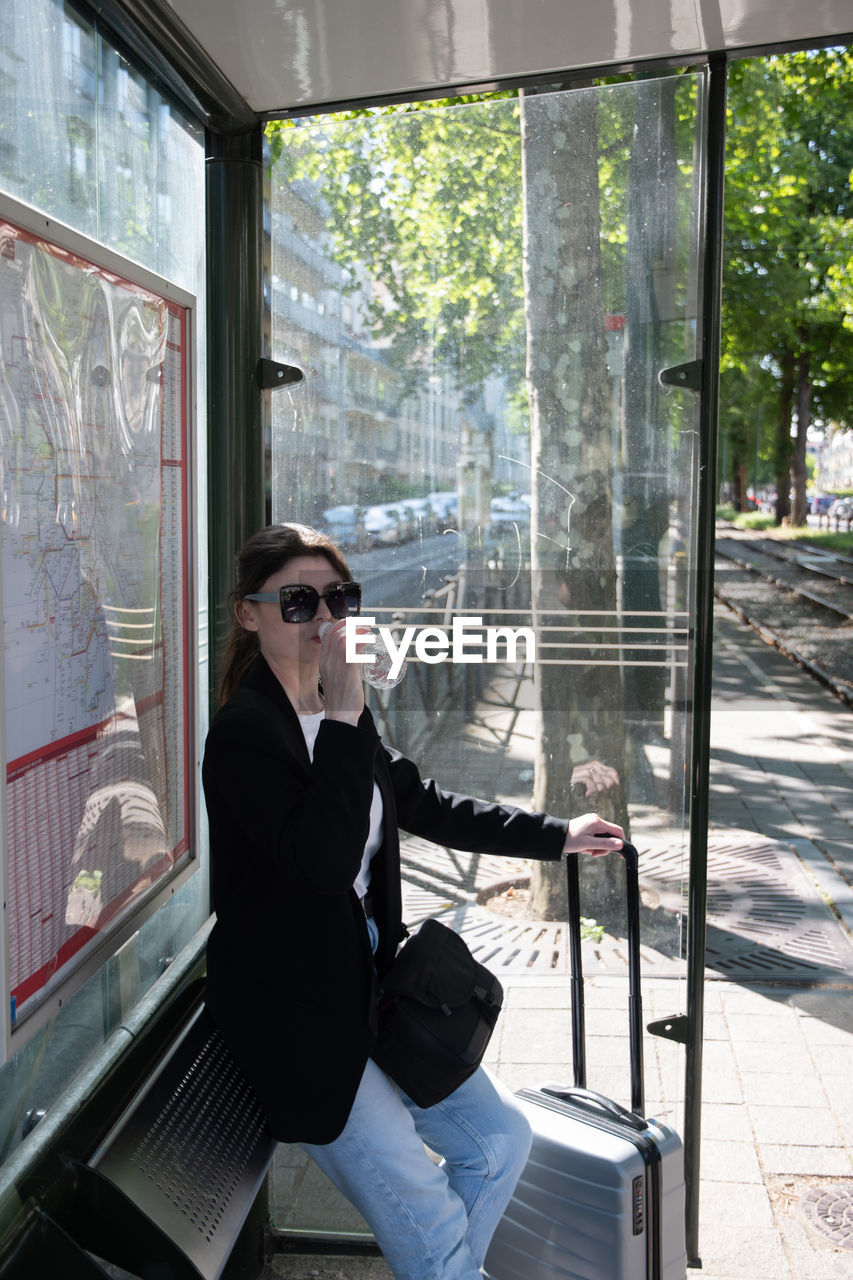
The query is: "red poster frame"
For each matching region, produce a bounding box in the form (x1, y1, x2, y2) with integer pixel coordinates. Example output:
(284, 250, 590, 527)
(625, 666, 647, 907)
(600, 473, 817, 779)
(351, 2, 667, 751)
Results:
(0, 198, 198, 1055)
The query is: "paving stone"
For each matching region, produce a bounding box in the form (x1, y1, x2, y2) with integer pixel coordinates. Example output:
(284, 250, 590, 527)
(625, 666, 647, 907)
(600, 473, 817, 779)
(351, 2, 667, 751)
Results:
(739, 1070, 832, 1109)
(749, 1105, 845, 1147)
(701, 1138, 764, 1183)
(732, 1037, 814, 1074)
(702, 1102, 756, 1142)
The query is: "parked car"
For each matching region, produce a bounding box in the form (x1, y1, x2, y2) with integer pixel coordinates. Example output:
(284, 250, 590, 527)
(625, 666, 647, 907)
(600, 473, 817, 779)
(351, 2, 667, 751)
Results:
(321, 504, 362, 548)
(404, 497, 439, 537)
(381, 503, 415, 542)
(427, 491, 458, 527)
(828, 497, 853, 520)
(488, 494, 531, 539)
(363, 504, 402, 544)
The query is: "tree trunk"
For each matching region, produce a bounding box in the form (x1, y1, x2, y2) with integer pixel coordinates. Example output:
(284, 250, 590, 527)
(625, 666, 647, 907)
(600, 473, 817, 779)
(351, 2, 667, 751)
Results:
(774, 347, 795, 525)
(622, 79, 678, 725)
(519, 88, 628, 925)
(790, 344, 811, 527)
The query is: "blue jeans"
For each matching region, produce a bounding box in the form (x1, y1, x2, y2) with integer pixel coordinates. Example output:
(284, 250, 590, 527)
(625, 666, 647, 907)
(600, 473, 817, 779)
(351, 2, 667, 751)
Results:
(301, 1059, 532, 1279)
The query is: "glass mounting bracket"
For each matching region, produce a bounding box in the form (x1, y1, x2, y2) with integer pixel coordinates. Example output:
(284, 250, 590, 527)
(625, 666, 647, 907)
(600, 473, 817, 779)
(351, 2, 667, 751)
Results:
(659, 360, 703, 392)
(256, 357, 304, 389)
(647, 1013, 689, 1045)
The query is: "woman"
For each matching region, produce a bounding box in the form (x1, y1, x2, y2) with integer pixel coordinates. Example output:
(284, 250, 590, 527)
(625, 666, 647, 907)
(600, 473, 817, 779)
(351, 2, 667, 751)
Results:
(203, 522, 624, 1280)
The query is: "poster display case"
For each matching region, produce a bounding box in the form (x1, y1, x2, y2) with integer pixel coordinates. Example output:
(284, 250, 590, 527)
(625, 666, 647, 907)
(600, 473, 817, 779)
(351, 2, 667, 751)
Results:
(0, 196, 197, 1056)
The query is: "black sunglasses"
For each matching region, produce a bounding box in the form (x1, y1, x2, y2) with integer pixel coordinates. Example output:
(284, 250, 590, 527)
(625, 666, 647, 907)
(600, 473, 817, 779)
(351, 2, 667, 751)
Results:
(244, 581, 361, 623)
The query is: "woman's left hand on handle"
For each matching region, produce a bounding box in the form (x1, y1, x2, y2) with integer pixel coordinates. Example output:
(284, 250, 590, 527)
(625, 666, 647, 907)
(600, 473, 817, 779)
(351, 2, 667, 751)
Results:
(563, 813, 625, 856)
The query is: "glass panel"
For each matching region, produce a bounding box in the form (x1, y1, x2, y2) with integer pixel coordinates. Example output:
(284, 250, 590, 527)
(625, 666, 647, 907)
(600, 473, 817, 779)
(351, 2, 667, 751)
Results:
(0, 0, 205, 295)
(270, 77, 703, 1223)
(0, 2, 99, 236)
(0, 0, 206, 1158)
(96, 48, 206, 290)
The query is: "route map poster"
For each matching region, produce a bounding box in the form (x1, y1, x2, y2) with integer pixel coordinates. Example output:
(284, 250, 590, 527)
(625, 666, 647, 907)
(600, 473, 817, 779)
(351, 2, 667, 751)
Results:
(0, 209, 193, 1037)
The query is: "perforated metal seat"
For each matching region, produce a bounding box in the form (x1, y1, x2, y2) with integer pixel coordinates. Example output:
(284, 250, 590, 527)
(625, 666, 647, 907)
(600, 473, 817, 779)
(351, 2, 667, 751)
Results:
(51, 1005, 277, 1280)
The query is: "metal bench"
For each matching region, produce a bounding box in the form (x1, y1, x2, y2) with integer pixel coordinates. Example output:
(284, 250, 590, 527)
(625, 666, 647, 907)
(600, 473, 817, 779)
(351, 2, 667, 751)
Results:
(0, 1208, 114, 1280)
(4, 1000, 277, 1280)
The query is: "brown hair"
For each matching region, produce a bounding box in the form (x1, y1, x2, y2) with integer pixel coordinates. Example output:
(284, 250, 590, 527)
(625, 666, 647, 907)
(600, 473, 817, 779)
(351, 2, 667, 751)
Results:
(217, 523, 351, 705)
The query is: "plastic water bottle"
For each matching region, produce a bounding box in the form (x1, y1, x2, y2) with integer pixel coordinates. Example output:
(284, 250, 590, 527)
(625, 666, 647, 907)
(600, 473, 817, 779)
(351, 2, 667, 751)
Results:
(361, 633, 407, 690)
(318, 623, 407, 690)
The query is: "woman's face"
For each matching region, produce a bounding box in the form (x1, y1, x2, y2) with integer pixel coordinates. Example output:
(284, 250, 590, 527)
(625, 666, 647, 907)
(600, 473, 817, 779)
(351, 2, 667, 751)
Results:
(236, 554, 344, 675)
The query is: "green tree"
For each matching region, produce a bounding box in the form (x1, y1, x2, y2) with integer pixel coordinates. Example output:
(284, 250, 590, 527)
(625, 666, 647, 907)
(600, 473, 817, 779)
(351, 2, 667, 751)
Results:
(270, 100, 525, 406)
(268, 77, 697, 923)
(723, 50, 853, 522)
(519, 86, 628, 919)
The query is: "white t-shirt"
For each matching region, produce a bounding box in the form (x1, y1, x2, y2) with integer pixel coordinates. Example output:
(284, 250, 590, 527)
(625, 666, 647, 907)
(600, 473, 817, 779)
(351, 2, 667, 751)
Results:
(297, 711, 383, 900)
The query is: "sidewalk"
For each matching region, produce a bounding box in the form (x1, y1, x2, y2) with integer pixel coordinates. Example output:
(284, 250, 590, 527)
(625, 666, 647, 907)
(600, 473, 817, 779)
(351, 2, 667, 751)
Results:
(683, 607, 853, 1278)
(267, 604, 853, 1279)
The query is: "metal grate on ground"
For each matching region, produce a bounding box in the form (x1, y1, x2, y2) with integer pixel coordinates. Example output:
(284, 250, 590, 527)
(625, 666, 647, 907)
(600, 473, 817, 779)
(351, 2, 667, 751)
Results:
(641, 831, 853, 983)
(400, 828, 853, 984)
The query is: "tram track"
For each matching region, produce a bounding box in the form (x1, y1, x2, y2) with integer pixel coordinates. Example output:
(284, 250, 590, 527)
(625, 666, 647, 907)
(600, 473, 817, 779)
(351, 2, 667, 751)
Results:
(752, 537, 853, 588)
(714, 527, 853, 708)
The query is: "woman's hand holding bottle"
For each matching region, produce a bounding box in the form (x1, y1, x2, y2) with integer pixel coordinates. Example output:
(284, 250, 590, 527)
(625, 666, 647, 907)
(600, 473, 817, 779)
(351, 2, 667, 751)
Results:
(318, 621, 365, 725)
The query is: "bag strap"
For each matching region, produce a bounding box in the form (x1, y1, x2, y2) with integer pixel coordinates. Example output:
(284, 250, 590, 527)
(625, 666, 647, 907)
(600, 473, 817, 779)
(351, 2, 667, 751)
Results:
(473, 981, 500, 1007)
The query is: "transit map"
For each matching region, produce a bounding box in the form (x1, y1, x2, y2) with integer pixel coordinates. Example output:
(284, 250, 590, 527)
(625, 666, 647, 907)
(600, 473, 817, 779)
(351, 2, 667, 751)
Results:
(0, 216, 192, 1031)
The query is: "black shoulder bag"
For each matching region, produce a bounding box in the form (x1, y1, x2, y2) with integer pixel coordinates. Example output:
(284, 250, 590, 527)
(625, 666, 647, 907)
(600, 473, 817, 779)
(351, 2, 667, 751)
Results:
(370, 918, 503, 1108)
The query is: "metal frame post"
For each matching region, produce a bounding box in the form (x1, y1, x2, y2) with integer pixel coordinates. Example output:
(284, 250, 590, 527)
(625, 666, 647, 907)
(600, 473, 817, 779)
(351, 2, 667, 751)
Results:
(684, 54, 728, 1268)
(205, 126, 266, 709)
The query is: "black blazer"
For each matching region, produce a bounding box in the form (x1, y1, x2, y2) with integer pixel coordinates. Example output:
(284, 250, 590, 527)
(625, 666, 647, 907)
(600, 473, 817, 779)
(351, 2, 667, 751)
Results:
(202, 653, 568, 1143)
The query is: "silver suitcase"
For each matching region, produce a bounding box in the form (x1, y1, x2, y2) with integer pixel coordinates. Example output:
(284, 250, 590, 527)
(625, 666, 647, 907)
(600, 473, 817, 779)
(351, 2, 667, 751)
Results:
(484, 843, 686, 1280)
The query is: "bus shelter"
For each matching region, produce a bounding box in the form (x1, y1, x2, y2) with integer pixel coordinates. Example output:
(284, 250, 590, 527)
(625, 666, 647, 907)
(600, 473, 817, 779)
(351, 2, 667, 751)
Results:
(0, 1, 851, 1272)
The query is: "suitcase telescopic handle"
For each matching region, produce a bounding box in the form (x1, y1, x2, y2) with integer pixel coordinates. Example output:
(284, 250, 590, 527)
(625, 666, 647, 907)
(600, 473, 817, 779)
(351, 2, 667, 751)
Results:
(566, 840, 644, 1116)
(540, 1084, 649, 1133)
